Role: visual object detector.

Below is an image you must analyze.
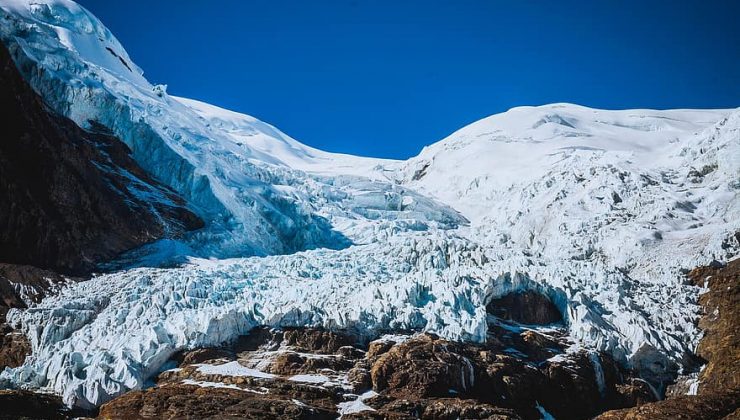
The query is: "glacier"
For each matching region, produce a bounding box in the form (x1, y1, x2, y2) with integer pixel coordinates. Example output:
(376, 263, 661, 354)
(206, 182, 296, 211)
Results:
(1, 0, 739, 409)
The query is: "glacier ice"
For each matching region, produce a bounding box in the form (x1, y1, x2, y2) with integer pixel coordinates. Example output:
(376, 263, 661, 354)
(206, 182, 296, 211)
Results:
(0, 0, 739, 409)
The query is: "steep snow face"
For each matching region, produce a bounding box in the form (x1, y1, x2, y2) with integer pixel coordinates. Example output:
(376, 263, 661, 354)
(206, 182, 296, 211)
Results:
(0, 0, 458, 261)
(1, 0, 739, 410)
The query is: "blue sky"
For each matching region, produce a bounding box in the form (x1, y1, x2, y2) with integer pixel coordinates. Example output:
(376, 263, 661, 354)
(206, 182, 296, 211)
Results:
(77, 0, 739, 159)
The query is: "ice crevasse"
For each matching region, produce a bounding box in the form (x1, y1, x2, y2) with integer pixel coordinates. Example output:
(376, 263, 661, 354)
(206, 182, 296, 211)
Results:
(1, 0, 739, 409)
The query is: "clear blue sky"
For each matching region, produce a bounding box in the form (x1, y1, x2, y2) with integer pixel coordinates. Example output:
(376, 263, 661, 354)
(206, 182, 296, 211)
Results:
(77, 0, 740, 159)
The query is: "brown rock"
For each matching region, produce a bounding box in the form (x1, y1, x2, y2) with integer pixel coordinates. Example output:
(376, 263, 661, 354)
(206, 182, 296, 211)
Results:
(180, 347, 235, 366)
(689, 259, 740, 394)
(266, 351, 353, 375)
(281, 327, 355, 354)
(367, 339, 396, 359)
(422, 399, 522, 420)
(598, 259, 740, 419)
(98, 383, 337, 420)
(595, 389, 739, 420)
(370, 334, 476, 399)
(347, 366, 372, 392)
(0, 323, 30, 369)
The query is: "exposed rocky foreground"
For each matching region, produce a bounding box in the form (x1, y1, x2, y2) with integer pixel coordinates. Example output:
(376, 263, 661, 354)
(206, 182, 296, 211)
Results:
(95, 305, 653, 420)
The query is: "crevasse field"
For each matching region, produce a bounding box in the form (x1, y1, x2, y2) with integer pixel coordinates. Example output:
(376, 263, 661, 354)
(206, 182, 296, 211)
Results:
(0, 0, 738, 409)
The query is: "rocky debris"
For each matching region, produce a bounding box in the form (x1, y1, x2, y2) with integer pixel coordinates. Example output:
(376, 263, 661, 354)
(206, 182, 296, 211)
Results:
(267, 350, 355, 376)
(597, 259, 740, 419)
(99, 320, 651, 420)
(0, 323, 30, 370)
(0, 41, 203, 276)
(280, 327, 357, 354)
(343, 398, 523, 419)
(486, 291, 563, 325)
(98, 383, 337, 420)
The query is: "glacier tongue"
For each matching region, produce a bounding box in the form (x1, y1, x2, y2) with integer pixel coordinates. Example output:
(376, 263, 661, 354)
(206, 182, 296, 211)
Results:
(1, 0, 739, 410)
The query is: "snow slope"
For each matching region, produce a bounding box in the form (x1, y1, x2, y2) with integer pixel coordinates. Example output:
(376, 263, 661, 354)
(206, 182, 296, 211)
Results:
(1, 0, 739, 409)
(0, 0, 460, 262)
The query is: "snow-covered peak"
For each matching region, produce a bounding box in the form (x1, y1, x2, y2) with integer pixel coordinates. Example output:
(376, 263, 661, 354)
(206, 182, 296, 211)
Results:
(433, 103, 728, 151)
(0, 0, 147, 86)
(401, 103, 732, 221)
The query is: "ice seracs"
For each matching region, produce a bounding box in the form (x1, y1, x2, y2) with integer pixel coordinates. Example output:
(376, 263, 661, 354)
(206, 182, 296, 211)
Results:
(0, 0, 739, 410)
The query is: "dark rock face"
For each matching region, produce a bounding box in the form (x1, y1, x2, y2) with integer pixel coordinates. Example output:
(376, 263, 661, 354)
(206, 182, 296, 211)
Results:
(0, 263, 75, 319)
(597, 259, 740, 419)
(0, 42, 203, 276)
(0, 390, 89, 420)
(0, 40, 203, 399)
(486, 291, 563, 325)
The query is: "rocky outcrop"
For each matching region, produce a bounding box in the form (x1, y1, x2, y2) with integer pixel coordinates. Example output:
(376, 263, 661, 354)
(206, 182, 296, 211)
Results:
(690, 260, 740, 394)
(0, 41, 203, 276)
(597, 259, 740, 419)
(0, 323, 29, 370)
(368, 333, 648, 419)
(100, 321, 650, 420)
(98, 383, 337, 420)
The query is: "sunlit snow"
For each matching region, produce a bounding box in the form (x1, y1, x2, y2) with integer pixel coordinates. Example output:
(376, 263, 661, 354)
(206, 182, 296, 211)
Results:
(0, 0, 738, 409)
